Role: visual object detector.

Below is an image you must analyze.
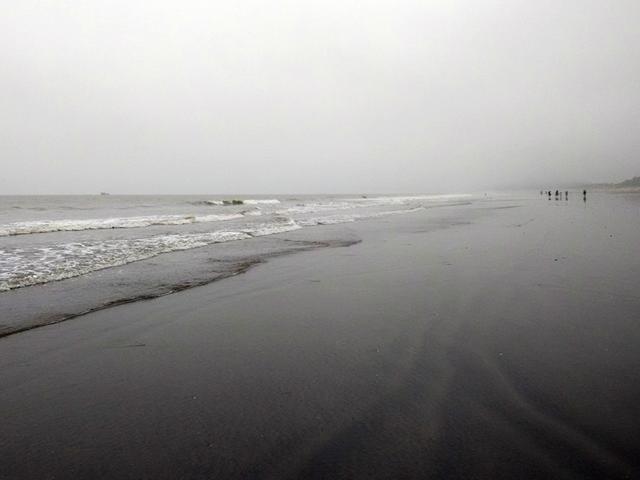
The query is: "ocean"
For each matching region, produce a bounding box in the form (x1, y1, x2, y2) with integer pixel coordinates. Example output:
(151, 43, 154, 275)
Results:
(0, 193, 471, 335)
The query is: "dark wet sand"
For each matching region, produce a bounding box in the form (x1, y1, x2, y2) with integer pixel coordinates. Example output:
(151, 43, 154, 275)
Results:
(2, 194, 640, 479)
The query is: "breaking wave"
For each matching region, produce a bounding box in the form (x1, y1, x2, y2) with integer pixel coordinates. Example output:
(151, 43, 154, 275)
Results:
(0, 217, 301, 291)
(297, 207, 424, 226)
(192, 198, 281, 206)
(0, 213, 245, 237)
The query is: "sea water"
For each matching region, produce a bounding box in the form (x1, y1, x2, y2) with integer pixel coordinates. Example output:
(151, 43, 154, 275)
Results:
(0, 194, 470, 291)
(0, 193, 472, 335)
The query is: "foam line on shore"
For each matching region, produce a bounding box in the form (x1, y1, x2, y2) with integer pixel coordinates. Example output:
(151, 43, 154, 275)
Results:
(0, 237, 361, 339)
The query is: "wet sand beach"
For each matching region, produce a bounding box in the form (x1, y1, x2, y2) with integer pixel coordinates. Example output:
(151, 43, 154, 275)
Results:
(1, 194, 640, 479)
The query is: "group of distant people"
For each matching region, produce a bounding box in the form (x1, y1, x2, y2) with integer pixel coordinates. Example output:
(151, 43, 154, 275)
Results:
(540, 189, 587, 201)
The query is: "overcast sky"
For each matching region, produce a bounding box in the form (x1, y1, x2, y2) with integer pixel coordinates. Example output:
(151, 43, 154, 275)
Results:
(1, 0, 639, 194)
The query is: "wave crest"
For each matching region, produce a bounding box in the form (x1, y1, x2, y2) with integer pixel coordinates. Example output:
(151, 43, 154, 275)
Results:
(0, 213, 245, 237)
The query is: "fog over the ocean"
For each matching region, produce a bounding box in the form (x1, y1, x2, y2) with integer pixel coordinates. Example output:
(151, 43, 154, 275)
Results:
(1, 0, 639, 194)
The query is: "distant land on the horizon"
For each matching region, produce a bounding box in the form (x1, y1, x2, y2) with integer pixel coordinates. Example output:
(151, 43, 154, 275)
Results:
(585, 175, 640, 191)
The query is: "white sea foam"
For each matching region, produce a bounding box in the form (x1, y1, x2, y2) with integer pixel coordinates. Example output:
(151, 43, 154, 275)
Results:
(346, 194, 472, 205)
(0, 213, 244, 237)
(241, 217, 301, 236)
(298, 207, 424, 226)
(242, 209, 263, 216)
(276, 194, 470, 216)
(0, 218, 301, 291)
(276, 202, 355, 215)
(197, 198, 281, 206)
(242, 199, 281, 205)
(0, 195, 466, 237)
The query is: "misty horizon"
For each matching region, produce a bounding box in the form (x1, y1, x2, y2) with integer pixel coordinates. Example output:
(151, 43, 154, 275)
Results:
(2, 1, 639, 194)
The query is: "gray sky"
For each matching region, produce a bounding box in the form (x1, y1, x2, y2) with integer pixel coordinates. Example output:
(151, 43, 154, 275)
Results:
(1, 0, 639, 194)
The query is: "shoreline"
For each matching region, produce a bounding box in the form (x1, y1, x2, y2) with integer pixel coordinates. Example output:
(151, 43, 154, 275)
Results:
(0, 237, 361, 339)
(0, 201, 471, 338)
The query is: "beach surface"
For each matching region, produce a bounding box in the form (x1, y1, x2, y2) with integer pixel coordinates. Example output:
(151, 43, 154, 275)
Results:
(1, 193, 640, 479)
